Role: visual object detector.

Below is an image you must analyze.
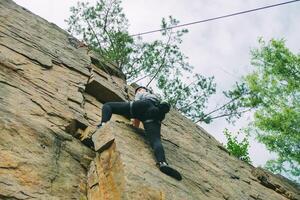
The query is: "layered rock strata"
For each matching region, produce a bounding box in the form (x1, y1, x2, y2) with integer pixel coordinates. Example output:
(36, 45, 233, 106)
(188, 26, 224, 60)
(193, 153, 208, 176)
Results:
(0, 0, 299, 199)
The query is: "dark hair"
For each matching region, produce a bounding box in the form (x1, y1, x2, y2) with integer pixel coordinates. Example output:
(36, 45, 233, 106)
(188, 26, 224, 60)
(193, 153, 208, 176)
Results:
(135, 86, 148, 94)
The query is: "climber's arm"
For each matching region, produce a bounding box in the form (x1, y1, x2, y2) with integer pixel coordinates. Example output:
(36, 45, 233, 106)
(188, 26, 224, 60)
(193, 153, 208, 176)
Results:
(132, 118, 140, 128)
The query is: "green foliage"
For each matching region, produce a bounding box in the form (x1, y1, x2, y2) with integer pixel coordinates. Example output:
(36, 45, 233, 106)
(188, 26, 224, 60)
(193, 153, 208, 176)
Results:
(66, 0, 134, 73)
(223, 129, 252, 164)
(225, 38, 300, 180)
(167, 74, 216, 123)
(265, 159, 300, 183)
(66, 0, 220, 123)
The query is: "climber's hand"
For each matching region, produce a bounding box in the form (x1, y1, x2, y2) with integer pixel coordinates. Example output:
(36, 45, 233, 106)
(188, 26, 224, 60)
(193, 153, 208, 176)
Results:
(132, 118, 140, 128)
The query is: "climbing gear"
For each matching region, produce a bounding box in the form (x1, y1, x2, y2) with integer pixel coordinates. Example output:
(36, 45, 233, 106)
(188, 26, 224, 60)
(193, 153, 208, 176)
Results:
(130, 101, 133, 116)
(156, 161, 168, 168)
(140, 100, 170, 123)
(158, 101, 170, 114)
(143, 119, 155, 123)
(156, 101, 170, 121)
(157, 161, 182, 181)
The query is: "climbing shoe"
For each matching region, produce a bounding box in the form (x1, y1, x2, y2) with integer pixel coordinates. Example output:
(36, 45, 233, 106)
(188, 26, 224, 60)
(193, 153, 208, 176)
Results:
(81, 137, 94, 149)
(97, 123, 104, 129)
(81, 123, 104, 149)
(157, 162, 182, 181)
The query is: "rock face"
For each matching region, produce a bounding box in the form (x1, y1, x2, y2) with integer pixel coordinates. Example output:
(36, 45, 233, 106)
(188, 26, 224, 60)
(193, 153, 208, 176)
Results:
(0, 0, 299, 199)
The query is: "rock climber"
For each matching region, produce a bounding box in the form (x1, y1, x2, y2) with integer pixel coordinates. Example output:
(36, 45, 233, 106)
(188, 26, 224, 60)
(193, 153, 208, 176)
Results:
(92, 86, 182, 181)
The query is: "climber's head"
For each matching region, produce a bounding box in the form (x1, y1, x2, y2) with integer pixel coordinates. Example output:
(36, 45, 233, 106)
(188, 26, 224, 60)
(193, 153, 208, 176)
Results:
(135, 86, 149, 94)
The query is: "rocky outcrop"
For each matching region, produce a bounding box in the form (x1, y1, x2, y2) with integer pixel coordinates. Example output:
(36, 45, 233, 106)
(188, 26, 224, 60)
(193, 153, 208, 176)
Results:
(0, 0, 299, 199)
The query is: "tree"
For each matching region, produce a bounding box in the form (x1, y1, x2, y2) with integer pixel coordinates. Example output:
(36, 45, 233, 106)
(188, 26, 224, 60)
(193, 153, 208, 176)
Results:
(66, 0, 221, 123)
(225, 39, 300, 181)
(66, 1, 196, 83)
(66, 0, 259, 125)
(66, 0, 135, 74)
(223, 129, 251, 164)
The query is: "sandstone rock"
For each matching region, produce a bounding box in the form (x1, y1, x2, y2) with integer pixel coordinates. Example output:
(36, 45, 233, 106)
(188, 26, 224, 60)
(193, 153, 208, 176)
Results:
(0, 0, 299, 199)
(251, 167, 300, 200)
(92, 123, 115, 153)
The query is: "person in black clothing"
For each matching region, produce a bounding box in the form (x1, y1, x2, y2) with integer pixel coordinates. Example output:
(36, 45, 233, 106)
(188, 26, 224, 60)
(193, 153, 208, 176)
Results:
(94, 86, 182, 180)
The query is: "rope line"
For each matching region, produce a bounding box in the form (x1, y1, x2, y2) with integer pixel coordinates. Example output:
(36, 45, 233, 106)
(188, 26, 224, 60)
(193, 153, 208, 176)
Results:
(130, 0, 300, 37)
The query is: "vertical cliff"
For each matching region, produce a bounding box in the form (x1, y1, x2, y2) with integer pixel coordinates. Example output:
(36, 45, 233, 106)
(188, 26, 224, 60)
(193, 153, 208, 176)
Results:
(0, 0, 299, 199)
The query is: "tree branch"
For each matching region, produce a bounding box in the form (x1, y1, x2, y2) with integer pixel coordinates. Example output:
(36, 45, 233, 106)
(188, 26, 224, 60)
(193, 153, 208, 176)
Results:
(199, 94, 246, 121)
(84, 18, 106, 55)
(178, 94, 203, 112)
(101, 1, 120, 66)
(146, 31, 172, 87)
(130, 73, 151, 83)
(210, 108, 252, 120)
(196, 108, 252, 123)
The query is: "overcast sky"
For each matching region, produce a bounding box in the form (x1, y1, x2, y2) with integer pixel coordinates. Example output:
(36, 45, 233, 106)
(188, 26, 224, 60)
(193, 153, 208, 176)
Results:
(13, 0, 300, 167)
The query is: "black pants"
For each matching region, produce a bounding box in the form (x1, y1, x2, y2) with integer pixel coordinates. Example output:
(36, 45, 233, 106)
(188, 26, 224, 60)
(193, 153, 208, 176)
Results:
(101, 100, 166, 163)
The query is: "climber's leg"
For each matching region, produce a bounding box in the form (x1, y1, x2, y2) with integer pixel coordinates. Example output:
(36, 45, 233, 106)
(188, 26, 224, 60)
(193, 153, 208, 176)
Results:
(83, 102, 130, 145)
(131, 100, 160, 121)
(101, 102, 131, 124)
(143, 121, 182, 181)
(143, 121, 166, 163)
